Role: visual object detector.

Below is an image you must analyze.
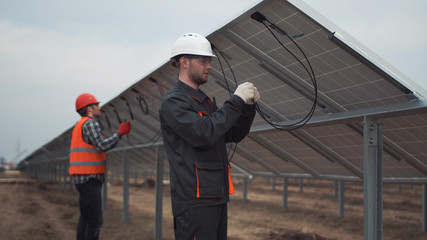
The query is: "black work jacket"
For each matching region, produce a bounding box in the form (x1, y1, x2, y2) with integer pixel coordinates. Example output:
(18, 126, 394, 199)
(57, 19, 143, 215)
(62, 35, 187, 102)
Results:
(159, 80, 256, 216)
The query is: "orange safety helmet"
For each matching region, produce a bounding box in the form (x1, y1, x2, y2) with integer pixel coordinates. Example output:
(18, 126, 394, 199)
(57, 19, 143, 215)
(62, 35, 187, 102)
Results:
(75, 93, 100, 111)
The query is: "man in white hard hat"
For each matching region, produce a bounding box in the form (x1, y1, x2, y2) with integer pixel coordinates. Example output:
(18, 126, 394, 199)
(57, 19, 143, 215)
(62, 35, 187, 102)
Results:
(159, 33, 260, 240)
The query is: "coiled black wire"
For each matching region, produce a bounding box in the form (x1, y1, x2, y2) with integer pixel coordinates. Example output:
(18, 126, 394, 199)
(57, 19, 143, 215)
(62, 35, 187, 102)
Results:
(121, 81, 165, 149)
(256, 15, 318, 131)
(213, 12, 318, 132)
(212, 47, 239, 161)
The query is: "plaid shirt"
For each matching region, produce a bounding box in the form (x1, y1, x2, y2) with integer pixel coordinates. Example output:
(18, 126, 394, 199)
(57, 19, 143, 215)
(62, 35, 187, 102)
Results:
(71, 116, 122, 184)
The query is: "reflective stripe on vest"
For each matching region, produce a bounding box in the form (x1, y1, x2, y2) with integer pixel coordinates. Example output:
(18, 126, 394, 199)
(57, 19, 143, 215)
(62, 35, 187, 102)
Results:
(70, 160, 105, 167)
(70, 147, 103, 153)
(69, 117, 106, 175)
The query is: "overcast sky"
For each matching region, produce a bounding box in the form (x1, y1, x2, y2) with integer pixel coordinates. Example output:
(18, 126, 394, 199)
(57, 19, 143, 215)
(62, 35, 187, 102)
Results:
(1, 0, 426, 164)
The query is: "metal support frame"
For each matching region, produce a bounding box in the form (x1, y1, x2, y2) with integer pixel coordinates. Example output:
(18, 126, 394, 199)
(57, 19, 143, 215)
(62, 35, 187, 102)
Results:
(61, 164, 65, 189)
(69, 171, 73, 192)
(423, 184, 426, 232)
(363, 117, 383, 240)
(212, 68, 364, 180)
(235, 146, 282, 176)
(243, 178, 248, 202)
(299, 179, 304, 193)
(291, 130, 363, 178)
(123, 151, 130, 223)
(230, 162, 254, 180)
(339, 181, 345, 218)
(17, 23, 427, 239)
(333, 181, 338, 198)
(58, 164, 62, 185)
(283, 178, 288, 210)
(250, 134, 320, 177)
(272, 177, 276, 191)
(63, 163, 68, 190)
(54, 164, 57, 183)
(154, 146, 165, 240)
(224, 28, 427, 178)
(144, 173, 149, 187)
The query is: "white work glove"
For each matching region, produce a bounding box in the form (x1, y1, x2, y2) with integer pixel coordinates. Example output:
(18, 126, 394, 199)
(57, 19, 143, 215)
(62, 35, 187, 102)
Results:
(234, 82, 256, 104)
(248, 87, 260, 105)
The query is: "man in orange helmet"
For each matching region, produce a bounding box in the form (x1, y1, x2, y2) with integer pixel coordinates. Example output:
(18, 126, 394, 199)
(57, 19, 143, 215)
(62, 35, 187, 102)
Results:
(70, 93, 131, 240)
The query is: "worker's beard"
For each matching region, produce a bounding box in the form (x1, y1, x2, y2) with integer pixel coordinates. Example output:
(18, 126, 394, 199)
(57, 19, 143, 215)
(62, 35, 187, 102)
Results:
(192, 75, 207, 86)
(188, 64, 208, 86)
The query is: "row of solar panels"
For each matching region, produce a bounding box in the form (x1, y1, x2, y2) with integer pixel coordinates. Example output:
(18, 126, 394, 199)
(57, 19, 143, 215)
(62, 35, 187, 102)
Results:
(20, 0, 427, 183)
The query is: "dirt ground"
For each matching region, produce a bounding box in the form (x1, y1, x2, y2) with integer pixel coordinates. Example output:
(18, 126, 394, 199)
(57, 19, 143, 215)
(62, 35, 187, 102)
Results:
(0, 170, 426, 240)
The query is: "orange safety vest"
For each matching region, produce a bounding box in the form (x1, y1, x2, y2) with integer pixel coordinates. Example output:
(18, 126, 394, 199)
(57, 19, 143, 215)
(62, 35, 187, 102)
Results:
(69, 117, 106, 175)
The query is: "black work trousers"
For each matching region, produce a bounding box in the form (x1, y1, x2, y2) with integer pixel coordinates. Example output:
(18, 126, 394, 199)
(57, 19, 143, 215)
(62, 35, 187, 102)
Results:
(173, 203, 227, 240)
(75, 178, 103, 240)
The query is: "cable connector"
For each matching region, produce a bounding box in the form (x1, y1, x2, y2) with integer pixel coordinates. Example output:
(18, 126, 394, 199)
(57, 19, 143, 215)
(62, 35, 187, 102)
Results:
(251, 11, 267, 23)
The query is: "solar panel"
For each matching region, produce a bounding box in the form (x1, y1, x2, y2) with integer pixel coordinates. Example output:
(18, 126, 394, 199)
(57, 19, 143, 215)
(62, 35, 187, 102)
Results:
(21, 0, 427, 184)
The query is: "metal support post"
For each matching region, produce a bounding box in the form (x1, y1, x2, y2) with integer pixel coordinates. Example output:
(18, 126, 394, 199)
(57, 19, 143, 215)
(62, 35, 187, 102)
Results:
(49, 163, 52, 183)
(283, 178, 288, 210)
(59, 164, 63, 185)
(339, 181, 345, 218)
(57, 164, 61, 185)
(243, 178, 248, 202)
(423, 184, 426, 232)
(54, 164, 57, 183)
(123, 152, 130, 223)
(144, 173, 148, 187)
(363, 117, 383, 240)
(154, 146, 165, 240)
(56, 163, 62, 185)
(272, 177, 276, 191)
(299, 179, 304, 193)
(334, 181, 338, 198)
(69, 173, 74, 192)
(62, 163, 67, 189)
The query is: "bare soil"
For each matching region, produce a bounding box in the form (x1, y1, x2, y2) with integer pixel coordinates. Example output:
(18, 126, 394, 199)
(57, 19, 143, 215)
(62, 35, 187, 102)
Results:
(0, 171, 426, 240)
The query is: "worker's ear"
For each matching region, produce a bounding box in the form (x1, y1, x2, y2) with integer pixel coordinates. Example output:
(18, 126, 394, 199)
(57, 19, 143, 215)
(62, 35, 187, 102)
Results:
(86, 105, 93, 114)
(180, 57, 189, 69)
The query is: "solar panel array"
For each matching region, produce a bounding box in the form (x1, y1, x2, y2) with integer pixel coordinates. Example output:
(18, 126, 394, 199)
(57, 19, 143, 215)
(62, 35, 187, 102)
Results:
(20, 0, 427, 184)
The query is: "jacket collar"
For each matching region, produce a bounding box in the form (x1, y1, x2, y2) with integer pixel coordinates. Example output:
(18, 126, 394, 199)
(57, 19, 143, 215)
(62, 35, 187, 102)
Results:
(176, 80, 209, 103)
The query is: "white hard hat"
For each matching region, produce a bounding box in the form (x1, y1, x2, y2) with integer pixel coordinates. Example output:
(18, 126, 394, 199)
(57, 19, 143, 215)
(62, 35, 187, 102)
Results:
(171, 33, 216, 58)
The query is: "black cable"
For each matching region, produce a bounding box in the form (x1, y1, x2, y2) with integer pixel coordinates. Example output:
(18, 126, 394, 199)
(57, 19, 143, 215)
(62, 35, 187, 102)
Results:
(109, 103, 122, 124)
(124, 81, 165, 149)
(132, 88, 149, 115)
(101, 109, 112, 129)
(227, 143, 237, 163)
(212, 12, 318, 132)
(108, 103, 138, 148)
(212, 47, 237, 96)
(121, 97, 135, 120)
(250, 11, 318, 131)
(213, 11, 319, 161)
(212, 46, 240, 162)
(137, 96, 149, 115)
